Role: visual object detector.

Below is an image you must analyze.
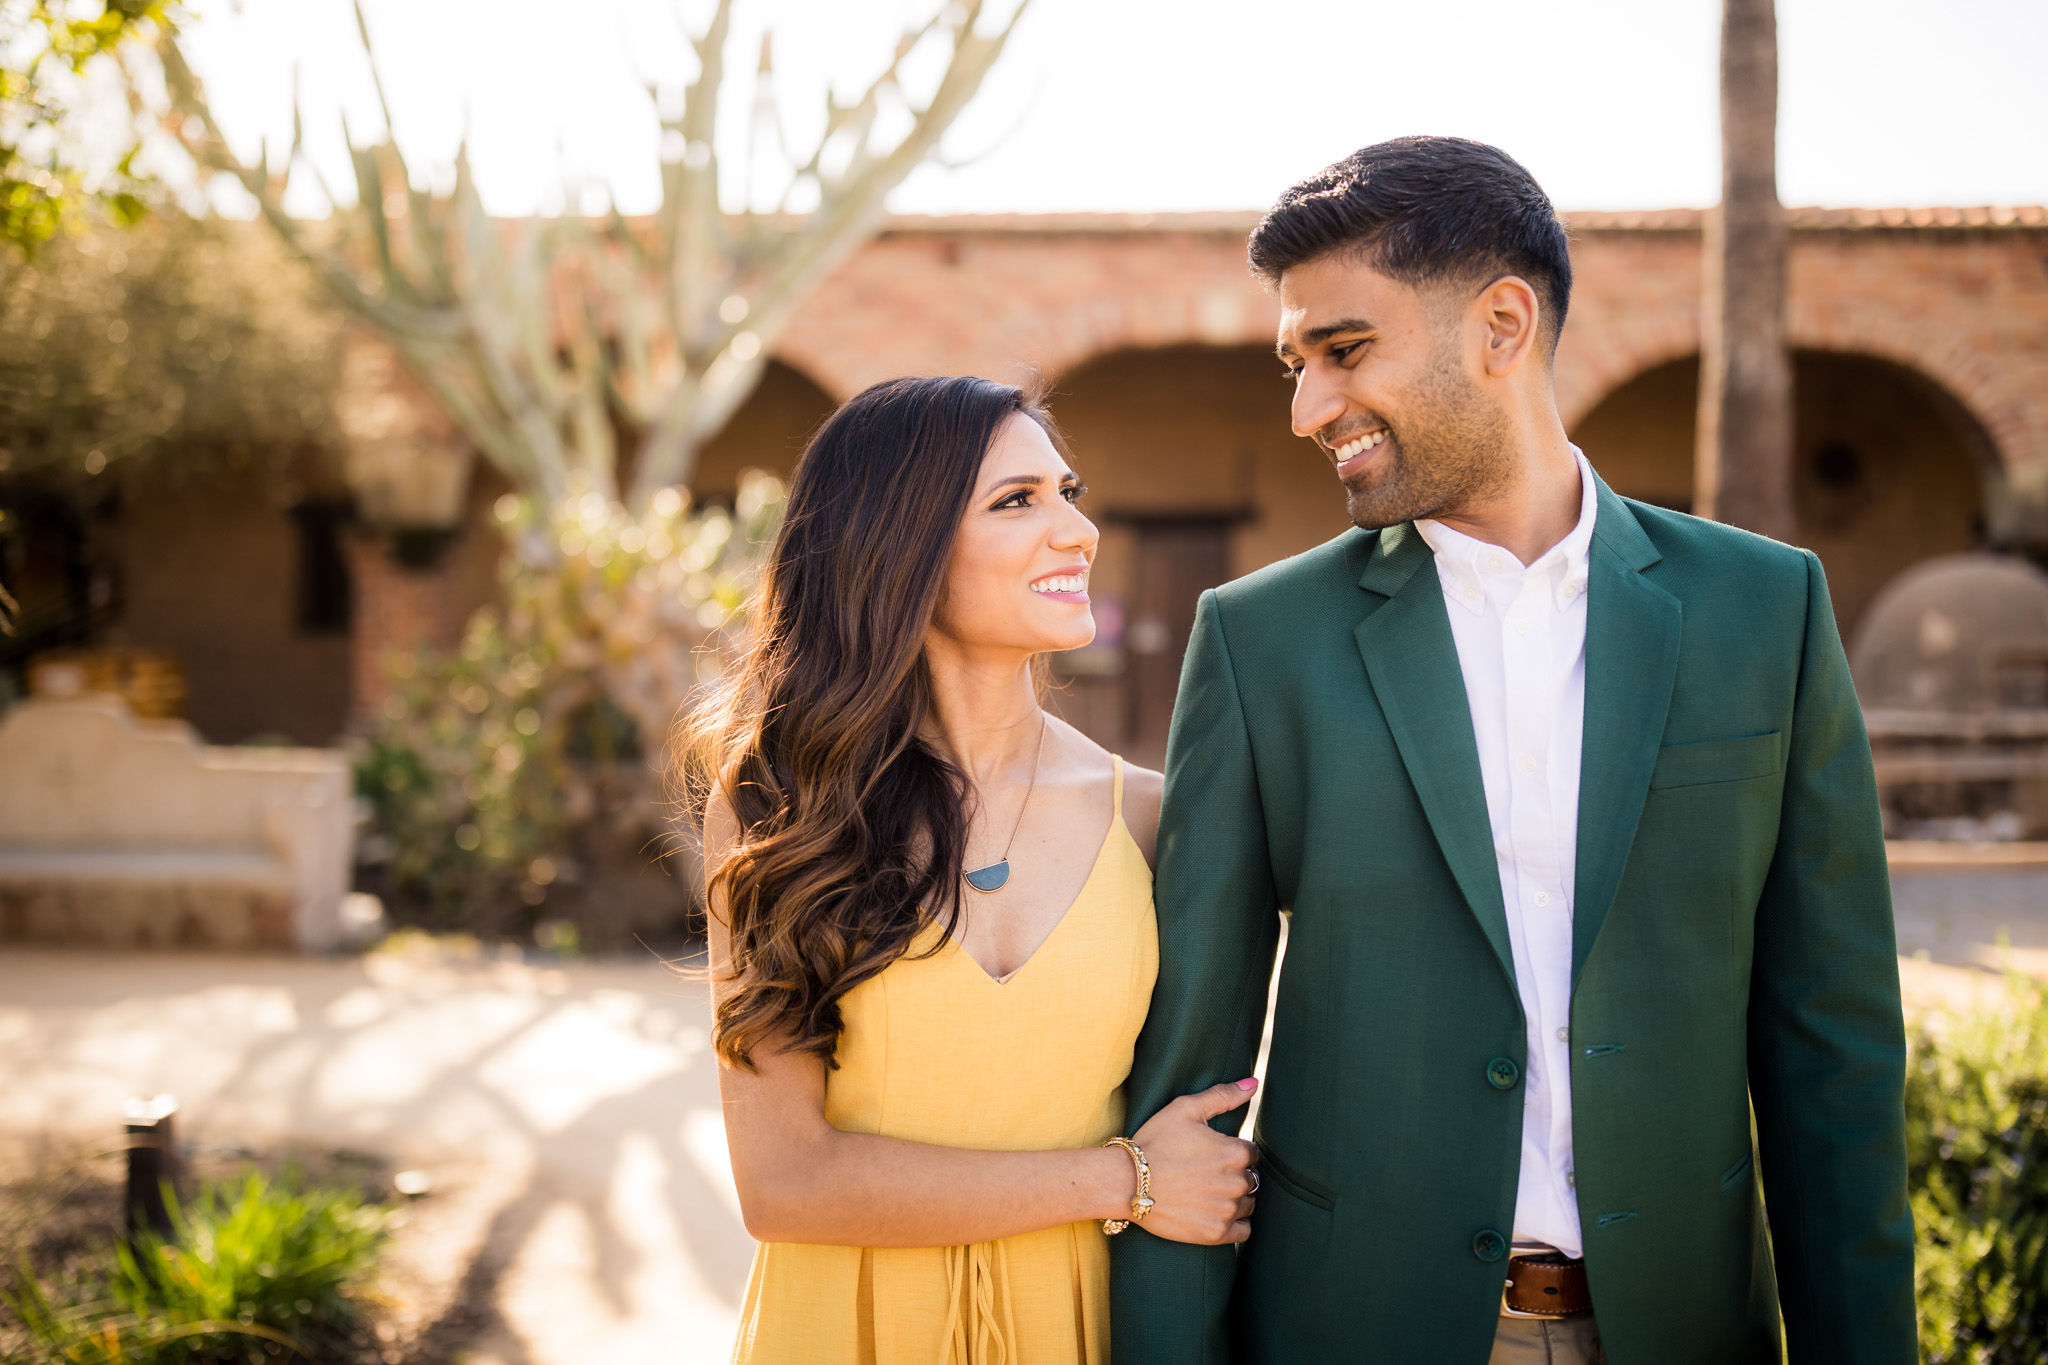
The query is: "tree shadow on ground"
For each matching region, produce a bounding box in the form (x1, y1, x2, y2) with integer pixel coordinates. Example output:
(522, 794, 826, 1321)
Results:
(0, 949, 751, 1364)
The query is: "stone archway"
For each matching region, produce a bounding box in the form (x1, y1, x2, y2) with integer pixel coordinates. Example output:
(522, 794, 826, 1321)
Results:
(1569, 350, 1994, 633)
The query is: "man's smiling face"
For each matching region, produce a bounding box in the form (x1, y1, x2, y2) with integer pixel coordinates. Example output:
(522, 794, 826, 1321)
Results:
(1275, 252, 1512, 531)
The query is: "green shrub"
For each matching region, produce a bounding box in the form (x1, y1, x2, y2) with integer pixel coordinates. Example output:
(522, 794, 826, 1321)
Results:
(1908, 977, 2048, 1363)
(356, 472, 783, 932)
(355, 605, 563, 924)
(5, 1173, 385, 1364)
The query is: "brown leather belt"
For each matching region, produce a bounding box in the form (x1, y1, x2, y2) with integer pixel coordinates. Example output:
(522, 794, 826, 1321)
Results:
(1501, 1251, 1593, 1318)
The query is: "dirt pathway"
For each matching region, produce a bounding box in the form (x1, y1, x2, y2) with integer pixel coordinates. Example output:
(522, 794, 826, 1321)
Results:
(0, 940, 747, 1364)
(3, 865, 2043, 1363)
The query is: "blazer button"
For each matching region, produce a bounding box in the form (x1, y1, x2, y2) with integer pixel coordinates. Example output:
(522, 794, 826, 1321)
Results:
(1486, 1057, 1521, 1090)
(1472, 1229, 1507, 1262)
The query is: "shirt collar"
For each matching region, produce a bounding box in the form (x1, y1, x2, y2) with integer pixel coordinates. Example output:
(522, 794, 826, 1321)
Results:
(1415, 448, 1598, 617)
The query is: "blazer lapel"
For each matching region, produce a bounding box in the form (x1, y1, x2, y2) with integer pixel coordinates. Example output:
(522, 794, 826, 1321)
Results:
(1354, 524, 1515, 988)
(1572, 482, 1683, 985)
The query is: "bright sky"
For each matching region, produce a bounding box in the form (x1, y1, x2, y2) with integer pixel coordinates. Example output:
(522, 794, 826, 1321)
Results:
(174, 0, 2048, 220)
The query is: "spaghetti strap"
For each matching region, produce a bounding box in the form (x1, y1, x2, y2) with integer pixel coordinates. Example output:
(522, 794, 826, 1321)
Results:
(1110, 755, 1125, 823)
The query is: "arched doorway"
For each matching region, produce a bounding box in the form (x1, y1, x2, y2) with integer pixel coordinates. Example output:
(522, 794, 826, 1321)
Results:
(690, 359, 838, 499)
(1570, 351, 1993, 633)
(1045, 344, 1343, 765)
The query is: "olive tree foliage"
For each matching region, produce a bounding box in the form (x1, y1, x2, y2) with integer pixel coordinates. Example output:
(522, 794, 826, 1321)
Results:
(0, 215, 344, 645)
(158, 0, 1027, 511)
(0, 0, 169, 251)
(0, 216, 343, 485)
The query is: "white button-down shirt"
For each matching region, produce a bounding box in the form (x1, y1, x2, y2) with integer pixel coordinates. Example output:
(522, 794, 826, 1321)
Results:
(1415, 449, 1598, 1259)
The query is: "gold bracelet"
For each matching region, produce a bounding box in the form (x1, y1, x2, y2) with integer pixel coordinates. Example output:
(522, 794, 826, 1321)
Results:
(1100, 1136, 1153, 1235)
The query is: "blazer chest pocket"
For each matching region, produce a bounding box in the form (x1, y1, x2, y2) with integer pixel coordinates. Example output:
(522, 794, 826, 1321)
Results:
(1650, 731, 1783, 791)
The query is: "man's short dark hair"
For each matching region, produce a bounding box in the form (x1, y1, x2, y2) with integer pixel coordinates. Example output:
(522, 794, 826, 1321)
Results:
(1248, 136, 1572, 349)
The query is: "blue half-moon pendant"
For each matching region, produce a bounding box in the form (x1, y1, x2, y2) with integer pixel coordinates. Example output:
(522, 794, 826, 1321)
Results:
(963, 861, 1011, 893)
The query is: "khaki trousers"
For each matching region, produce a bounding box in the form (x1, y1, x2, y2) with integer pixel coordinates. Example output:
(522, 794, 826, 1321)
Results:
(1487, 1313, 1605, 1365)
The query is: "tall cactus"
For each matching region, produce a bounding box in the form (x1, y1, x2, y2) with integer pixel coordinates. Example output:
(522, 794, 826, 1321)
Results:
(150, 3, 1027, 842)
(158, 0, 1026, 512)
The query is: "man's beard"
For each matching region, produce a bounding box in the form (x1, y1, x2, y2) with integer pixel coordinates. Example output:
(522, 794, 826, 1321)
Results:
(1339, 339, 1514, 531)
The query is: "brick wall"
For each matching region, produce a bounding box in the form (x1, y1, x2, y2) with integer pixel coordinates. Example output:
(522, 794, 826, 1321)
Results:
(773, 208, 2048, 482)
(1556, 208, 2048, 477)
(330, 207, 2048, 729)
(343, 466, 510, 723)
(330, 207, 2048, 488)
(344, 538, 457, 722)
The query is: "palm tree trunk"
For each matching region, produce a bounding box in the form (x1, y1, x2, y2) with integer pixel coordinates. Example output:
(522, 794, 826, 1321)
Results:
(1696, 0, 1794, 540)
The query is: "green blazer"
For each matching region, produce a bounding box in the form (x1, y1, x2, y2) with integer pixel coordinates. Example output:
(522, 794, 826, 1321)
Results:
(1110, 480, 1915, 1364)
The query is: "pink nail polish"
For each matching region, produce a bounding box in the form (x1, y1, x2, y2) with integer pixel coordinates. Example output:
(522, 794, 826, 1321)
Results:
(1237, 1077, 1258, 1090)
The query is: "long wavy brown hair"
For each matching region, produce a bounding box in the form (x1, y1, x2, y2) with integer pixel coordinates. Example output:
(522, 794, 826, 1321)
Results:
(683, 375, 1063, 1071)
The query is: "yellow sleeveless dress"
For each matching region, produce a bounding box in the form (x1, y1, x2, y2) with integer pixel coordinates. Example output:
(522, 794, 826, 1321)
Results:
(732, 757, 1158, 1365)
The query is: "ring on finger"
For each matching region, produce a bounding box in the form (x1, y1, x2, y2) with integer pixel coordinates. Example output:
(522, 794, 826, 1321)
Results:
(1245, 1167, 1260, 1195)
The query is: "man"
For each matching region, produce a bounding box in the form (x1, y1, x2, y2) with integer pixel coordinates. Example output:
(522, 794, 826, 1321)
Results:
(1111, 137, 1914, 1364)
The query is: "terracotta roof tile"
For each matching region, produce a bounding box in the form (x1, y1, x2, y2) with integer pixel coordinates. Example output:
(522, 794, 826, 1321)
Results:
(1561, 205, 2047, 232)
(876, 207, 2047, 236)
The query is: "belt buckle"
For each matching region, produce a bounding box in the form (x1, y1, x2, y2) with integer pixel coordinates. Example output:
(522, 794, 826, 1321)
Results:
(1499, 1242, 1582, 1320)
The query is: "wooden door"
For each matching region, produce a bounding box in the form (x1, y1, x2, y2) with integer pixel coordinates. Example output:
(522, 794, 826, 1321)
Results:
(1125, 519, 1232, 768)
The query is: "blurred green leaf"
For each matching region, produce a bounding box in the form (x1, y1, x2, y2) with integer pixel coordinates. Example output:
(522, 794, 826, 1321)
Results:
(1908, 976, 2048, 1362)
(0, 1, 180, 251)
(103, 192, 144, 226)
(0, 215, 345, 486)
(4, 1170, 383, 1365)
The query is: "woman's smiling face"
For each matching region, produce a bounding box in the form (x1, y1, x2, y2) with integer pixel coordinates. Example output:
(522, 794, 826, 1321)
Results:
(930, 413, 1099, 659)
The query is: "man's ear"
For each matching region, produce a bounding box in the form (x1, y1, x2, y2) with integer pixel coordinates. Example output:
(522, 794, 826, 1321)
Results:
(1475, 275, 1542, 378)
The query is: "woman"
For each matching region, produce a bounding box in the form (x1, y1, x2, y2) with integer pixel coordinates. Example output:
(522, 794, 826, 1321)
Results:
(688, 376, 1260, 1364)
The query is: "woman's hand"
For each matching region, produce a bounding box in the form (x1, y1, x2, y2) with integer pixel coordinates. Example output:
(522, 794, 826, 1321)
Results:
(1126, 1078, 1261, 1245)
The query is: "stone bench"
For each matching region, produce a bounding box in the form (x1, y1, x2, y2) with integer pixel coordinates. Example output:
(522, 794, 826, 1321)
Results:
(0, 697, 353, 950)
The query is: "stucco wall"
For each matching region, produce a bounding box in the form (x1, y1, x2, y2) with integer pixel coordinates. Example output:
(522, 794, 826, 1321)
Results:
(105, 467, 353, 745)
